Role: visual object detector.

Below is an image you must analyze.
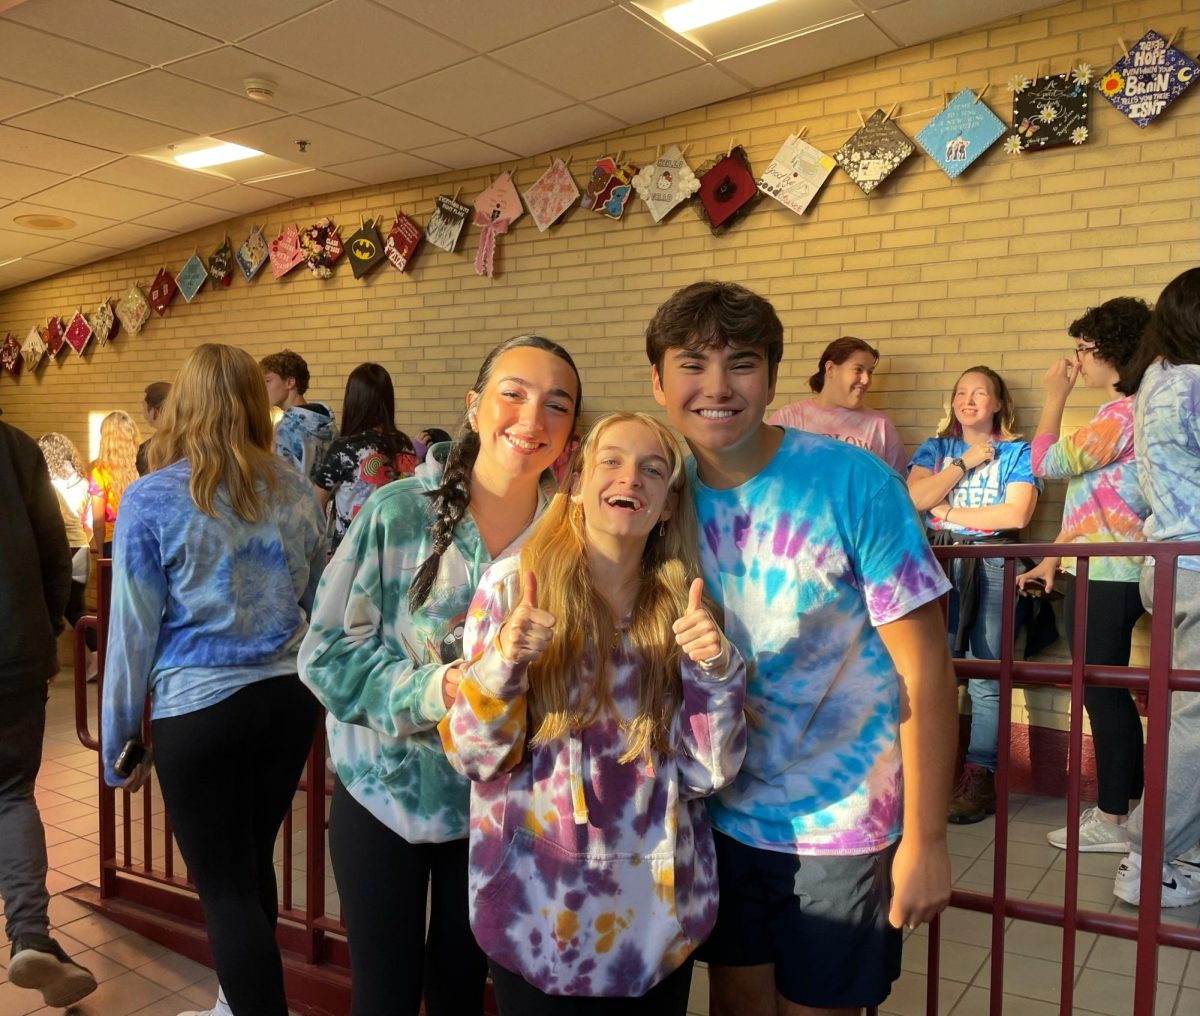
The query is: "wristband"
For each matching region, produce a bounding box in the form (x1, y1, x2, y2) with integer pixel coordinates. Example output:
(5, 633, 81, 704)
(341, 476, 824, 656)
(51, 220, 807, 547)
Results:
(950, 455, 967, 473)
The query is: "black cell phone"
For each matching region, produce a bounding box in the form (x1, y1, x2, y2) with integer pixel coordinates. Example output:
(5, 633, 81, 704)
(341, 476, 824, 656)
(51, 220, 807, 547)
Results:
(113, 738, 146, 778)
(1020, 577, 1047, 598)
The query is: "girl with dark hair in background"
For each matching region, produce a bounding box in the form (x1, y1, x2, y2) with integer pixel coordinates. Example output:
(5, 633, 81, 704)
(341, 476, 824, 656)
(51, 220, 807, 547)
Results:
(1016, 297, 1152, 854)
(769, 336, 908, 472)
(413, 427, 452, 462)
(102, 343, 326, 1016)
(907, 366, 1040, 824)
(136, 381, 172, 475)
(300, 335, 582, 1016)
(312, 363, 418, 554)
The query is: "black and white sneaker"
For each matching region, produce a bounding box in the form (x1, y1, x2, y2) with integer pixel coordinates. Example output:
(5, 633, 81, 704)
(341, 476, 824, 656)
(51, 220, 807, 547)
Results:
(8, 934, 98, 1007)
(1114, 851, 1200, 908)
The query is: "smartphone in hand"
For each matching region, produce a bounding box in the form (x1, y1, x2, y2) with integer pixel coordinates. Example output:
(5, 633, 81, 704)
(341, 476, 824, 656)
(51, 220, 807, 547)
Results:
(113, 738, 146, 778)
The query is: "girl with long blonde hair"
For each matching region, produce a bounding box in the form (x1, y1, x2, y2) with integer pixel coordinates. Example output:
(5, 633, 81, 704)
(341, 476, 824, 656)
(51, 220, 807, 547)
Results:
(89, 410, 140, 555)
(441, 411, 747, 1014)
(102, 343, 326, 1016)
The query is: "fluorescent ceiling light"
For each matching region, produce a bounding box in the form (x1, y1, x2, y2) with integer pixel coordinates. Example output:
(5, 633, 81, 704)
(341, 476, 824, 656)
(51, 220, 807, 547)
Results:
(662, 0, 778, 33)
(174, 143, 263, 170)
(0, 256, 22, 268)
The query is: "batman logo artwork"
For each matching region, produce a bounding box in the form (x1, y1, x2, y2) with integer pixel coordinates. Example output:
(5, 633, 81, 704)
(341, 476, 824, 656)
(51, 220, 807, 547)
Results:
(352, 238, 376, 260)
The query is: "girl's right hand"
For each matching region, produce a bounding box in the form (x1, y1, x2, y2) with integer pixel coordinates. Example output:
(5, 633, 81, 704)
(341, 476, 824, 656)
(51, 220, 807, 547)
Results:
(961, 442, 995, 470)
(1043, 357, 1080, 398)
(1016, 559, 1058, 595)
(498, 572, 556, 664)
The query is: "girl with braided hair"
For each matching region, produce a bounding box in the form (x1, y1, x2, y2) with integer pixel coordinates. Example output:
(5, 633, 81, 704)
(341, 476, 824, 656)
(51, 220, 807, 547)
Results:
(300, 335, 582, 1016)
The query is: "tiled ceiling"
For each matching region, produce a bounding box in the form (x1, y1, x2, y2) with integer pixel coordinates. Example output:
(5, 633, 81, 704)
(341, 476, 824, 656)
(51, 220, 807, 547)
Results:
(0, 0, 1060, 292)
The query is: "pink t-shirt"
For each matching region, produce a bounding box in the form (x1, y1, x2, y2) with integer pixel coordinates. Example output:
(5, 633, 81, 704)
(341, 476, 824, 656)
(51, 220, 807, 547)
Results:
(768, 400, 908, 473)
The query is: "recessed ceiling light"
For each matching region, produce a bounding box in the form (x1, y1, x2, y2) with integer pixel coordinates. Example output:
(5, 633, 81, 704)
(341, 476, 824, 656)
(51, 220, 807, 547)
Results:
(13, 213, 76, 230)
(174, 142, 264, 170)
(662, 0, 779, 33)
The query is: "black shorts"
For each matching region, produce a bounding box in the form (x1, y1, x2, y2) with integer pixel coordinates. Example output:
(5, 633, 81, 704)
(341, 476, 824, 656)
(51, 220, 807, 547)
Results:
(698, 831, 902, 1009)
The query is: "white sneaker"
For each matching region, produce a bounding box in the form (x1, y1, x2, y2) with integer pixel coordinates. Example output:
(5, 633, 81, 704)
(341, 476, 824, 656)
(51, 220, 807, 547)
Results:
(1114, 852, 1200, 907)
(177, 986, 233, 1016)
(1047, 806, 1131, 852)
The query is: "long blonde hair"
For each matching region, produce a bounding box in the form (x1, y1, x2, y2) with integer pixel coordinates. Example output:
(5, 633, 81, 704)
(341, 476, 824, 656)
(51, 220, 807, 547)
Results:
(148, 343, 278, 521)
(518, 411, 712, 764)
(94, 411, 141, 502)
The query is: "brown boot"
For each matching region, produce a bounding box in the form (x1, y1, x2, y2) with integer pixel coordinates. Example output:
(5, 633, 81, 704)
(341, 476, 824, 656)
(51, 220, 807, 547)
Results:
(948, 764, 996, 824)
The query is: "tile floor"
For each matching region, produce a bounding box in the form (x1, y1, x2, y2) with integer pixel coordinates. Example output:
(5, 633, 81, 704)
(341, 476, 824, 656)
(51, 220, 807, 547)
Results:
(3, 677, 1199, 1015)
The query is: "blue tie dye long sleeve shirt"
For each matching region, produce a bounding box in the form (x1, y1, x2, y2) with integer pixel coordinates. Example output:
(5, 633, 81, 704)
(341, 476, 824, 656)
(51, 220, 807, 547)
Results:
(690, 429, 951, 855)
(101, 459, 326, 786)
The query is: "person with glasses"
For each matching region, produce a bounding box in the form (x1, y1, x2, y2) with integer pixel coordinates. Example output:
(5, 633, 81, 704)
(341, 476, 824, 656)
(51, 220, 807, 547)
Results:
(1017, 298, 1153, 854)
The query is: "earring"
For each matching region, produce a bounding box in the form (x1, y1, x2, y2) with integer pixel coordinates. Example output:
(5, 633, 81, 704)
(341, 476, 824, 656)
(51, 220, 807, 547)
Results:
(658, 520, 666, 538)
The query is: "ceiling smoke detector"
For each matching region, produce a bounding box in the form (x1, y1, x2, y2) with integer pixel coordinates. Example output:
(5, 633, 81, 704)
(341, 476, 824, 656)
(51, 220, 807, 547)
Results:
(243, 78, 277, 102)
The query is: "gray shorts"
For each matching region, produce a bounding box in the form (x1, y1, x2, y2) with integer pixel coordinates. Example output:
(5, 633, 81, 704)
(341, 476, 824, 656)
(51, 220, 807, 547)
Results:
(697, 831, 902, 1009)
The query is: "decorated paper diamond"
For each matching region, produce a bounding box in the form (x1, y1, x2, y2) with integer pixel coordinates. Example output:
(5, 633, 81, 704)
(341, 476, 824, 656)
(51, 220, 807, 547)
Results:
(384, 212, 422, 273)
(115, 284, 151, 337)
(580, 156, 637, 220)
(346, 218, 385, 279)
(149, 267, 178, 315)
(425, 194, 470, 253)
(1, 332, 21, 377)
(235, 226, 268, 282)
(269, 224, 304, 279)
(631, 145, 699, 224)
(300, 218, 344, 279)
(834, 109, 915, 195)
(89, 300, 116, 345)
(21, 327, 46, 371)
(695, 146, 759, 235)
(42, 317, 66, 359)
(176, 254, 208, 302)
(208, 236, 234, 288)
(916, 89, 1007, 180)
(1097, 31, 1199, 127)
(1007, 71, 1089, 152)
(757, 135, 835, 216)
(522, 159, 579, 232)
(63, 310, 92, 356)
(474, 172, 524, 228)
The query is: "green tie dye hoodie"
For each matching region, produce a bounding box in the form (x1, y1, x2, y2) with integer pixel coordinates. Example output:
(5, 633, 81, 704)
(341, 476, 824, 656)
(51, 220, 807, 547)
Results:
(299, 452, 548, 842)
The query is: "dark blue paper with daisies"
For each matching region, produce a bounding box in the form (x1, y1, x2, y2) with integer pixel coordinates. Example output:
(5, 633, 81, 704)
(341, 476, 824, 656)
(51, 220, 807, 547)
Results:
(1096, 30, 1199, 128)
(916, 89, 1006, 180)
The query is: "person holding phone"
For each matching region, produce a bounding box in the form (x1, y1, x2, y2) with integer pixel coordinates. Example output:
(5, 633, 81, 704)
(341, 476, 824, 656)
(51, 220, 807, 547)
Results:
(440, 412, 746, 1013)
(1017, 298, 1152, 853)
(101, 344, 326, 1016)
(299, 336, 582, 1016)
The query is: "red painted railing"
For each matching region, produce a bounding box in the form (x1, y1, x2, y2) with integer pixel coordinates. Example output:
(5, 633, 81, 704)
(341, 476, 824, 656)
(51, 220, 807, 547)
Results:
(71, 543, 1200, 1015)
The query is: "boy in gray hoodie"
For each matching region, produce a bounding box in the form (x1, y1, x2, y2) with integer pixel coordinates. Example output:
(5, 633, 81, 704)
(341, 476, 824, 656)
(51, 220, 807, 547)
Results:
(261, 349, 336, 480)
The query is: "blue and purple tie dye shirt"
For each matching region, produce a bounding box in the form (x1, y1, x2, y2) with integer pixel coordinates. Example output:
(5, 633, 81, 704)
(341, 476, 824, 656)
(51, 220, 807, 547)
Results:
(689, 429, 951, 855)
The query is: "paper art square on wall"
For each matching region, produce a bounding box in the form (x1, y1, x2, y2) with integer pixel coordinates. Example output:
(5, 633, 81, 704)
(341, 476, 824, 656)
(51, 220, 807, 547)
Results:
(834, 109, 915, 195)
(916, 89, 1007, 179)
(42, 317, 65, 359)
(1097, 30, 1199, 127)
(425, 195, 471, 254)
(21, 328, 46, 372)
(475, 172, 524, 229)
(89, 300, 116, 345)
(269, 225, 304, 279)
(2, 333, 22, 376)
(236, 226, 269, 282)
(115, 285, 151, 337)
(208, 237, 233, 288)
(301, 218, 344, 279)
(148, 267, 178, 315)
(695, 146, 759, 234)
(176, 254, 208, 302)
(580, 156, 637, 220)
(63, 311, 92, 356)
(346, 218, 386, 279)
(757, 134, 835, 216)
(631, 145, 699, 224)
(1007, 72, 1089, 152)
(384, 212, 423, 273)
(523, 159, 579, 232)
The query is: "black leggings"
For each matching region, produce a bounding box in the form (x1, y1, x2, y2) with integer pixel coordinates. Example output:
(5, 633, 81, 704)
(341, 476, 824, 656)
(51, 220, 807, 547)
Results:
(1064, 577, 1146, 815)
(489, 956, 695, 1016)
(152, 675, 318, 1016)
(329, 779, 487, 1016)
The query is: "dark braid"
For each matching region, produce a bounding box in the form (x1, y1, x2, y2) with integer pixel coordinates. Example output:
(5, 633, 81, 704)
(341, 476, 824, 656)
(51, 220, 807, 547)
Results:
(408, 334, 582, 612)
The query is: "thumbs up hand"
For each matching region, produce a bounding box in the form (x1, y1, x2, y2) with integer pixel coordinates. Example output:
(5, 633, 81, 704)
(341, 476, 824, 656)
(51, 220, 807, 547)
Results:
(498, 572, 557, 664)
(672, 577, 727, 671)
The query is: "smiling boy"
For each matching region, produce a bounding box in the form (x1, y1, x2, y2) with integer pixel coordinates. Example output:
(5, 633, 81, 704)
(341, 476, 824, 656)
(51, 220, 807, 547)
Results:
(647, 281, 958, 1015)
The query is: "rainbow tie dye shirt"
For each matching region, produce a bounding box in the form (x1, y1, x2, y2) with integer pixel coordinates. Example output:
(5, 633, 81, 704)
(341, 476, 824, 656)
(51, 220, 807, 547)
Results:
(1031, 395, 1148, 582)
(440, 556, 747, 997)
(691, 429, 950, 854)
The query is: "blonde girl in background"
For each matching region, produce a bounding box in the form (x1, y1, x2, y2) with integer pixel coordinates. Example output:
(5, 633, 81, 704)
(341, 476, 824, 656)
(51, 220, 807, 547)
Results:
(89, 410, 140, 556)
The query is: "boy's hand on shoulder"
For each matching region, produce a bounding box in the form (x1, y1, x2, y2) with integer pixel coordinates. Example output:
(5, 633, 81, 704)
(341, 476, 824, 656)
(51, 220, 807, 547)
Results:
(888, 834, 951, 930)
(673, 578, 727, 671)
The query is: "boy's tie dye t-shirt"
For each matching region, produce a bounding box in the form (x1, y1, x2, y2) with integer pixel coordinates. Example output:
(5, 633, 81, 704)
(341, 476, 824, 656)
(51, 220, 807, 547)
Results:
(689, 429, 951, 855)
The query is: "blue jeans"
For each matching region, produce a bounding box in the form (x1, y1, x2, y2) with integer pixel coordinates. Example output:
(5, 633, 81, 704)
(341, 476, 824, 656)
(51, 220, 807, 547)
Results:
(946, 556, 1008, 772)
